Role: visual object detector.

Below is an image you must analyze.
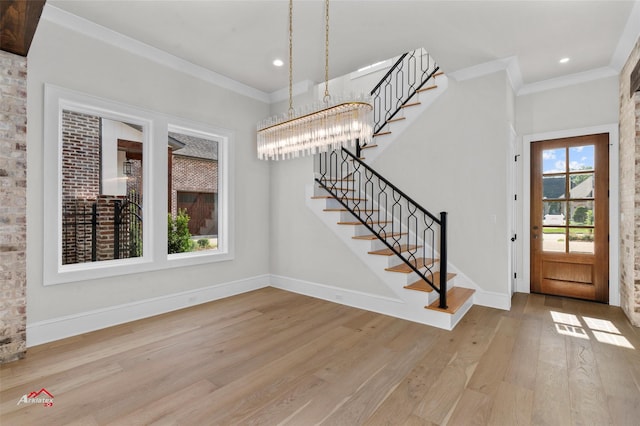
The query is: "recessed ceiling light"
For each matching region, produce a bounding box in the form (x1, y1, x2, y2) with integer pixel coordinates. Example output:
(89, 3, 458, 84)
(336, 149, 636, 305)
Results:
(273, 59, 284, 67)
(559, 57, 570, 64)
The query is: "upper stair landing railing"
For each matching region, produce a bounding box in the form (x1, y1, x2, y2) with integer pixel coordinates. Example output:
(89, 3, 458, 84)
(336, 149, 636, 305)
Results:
(369, 48, 440, 140)
(316, 148, 448, 309)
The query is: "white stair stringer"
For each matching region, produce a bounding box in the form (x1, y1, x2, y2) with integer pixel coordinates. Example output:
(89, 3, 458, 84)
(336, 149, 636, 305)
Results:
(306, 183, 475, 330)
(364, 74, 449, 165)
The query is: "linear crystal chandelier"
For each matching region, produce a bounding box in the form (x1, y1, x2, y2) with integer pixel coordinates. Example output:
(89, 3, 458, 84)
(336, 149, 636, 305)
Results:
(257, 0, 373, 161)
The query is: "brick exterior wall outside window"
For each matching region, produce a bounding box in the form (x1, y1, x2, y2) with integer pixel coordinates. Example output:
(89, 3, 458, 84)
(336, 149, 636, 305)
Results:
(0, 51, 27, 363)
(619, 36, 640, 326)
(61, 111, 101, 202)
(171, 155, 218, 212)
(61, 111, 101, 264)
(171, 155, 218, 235)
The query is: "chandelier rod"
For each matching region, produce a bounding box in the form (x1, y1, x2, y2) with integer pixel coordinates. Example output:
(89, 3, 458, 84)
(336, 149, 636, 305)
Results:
(324, 0, 330, 102)
(288, 0, 294, 116)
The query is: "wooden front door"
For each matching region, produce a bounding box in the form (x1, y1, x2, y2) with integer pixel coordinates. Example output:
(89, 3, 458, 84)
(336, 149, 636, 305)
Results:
(530, 134, 609, 302)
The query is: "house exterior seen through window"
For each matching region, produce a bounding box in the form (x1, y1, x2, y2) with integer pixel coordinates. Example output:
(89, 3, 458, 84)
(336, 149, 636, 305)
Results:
(61, 110, 144, 264)
(44, 84, 233, 285)
(168, 131, 219, 254)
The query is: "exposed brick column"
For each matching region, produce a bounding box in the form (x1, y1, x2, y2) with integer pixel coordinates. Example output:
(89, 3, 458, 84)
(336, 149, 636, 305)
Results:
(619, 37, 640, 326)
(0, 50, 27, 363)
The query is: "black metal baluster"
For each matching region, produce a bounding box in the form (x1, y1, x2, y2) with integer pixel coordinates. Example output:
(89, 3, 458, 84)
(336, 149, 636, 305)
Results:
(439, 211, 448, 309)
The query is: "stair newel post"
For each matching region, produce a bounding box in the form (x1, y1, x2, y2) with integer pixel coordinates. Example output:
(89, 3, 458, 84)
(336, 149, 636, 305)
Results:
(439, 211, 448, 309)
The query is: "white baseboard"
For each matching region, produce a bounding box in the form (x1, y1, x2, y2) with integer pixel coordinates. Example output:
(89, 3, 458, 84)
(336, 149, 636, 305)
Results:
(27, 274, 512, 347)
(26, 275, 270, 347)
(270, 274, 405, 310)
(270, 274, 452, 329)
(473, 289, 511, 311)
(270, 274, 510, 330)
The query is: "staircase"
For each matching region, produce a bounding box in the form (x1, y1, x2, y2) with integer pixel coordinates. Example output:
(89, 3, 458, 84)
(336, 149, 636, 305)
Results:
(306, 48, 476, 330)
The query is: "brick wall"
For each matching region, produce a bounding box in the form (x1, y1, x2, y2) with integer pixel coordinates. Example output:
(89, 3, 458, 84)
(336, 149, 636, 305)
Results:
(619, 37, 640, 326)
(96, 195, 118, 261)
(0, 51, 27, 363)
(61, 111, 101, 264)
(61, 110, 100, 202)
(170, 156, 217, 217)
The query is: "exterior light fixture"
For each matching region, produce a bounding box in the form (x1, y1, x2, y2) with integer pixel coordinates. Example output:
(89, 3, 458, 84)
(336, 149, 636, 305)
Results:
(256, 0, 373, 160)
(123, 158, 133, 176)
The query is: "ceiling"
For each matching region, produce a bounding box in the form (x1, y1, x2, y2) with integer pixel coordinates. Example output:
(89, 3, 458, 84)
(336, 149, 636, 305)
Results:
(46, 0, 638, 95)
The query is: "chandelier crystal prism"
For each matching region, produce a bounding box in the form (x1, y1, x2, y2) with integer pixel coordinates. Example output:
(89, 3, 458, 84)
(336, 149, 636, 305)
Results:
(257, 0, 373, 161)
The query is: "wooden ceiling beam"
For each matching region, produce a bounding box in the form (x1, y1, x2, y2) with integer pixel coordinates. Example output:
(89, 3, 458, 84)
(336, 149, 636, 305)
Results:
(0, 0, 46, 57)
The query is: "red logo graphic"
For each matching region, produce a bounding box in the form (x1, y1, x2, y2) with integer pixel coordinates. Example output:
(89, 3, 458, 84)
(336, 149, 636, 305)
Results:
(17, 388, 54, 407)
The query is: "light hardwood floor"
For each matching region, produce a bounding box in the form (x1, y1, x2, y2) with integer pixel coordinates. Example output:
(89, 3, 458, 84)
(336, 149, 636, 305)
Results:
(1, 288, 640, 425)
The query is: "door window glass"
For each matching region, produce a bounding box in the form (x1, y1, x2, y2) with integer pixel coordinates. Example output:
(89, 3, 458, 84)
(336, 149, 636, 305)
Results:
(569, 228, 595, 254)
(543, 175, 565, 199)
(541, 144, 595, 254)
(569, 145, 594, 171)
(542, 148, 566, 173)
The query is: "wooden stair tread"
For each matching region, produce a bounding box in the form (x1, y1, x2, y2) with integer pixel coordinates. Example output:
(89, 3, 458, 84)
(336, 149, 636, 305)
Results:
(323, 208, 379, 212)
(417, 85, 438, 93)
(373, 131, 391, 137)
(400, 102, 421, 108)
(426, 287, 475, 314)
(404, 280, 434, 293)
(311, 196, 368, 202)
(385, 257, 437, 273)
(337, 221, 391, 226)
(352, 232, 407, 241)
(404, 272, 457, 292)
(386, 117, 406, 123)
(433, 70, 444, 77)
(368, 245, 421, 256)
(360, 144, 378, 150)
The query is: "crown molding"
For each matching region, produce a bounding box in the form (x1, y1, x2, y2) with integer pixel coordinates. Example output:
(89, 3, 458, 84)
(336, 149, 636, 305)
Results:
(448, 56, 524, 93)
(448, 56, 519, 85)
(517, 66, 618, 96)
(448, 55, 618, 97)
(610, 0, 640, 71)
(40, 4, 270, 103)
(268, 79, 315, 104)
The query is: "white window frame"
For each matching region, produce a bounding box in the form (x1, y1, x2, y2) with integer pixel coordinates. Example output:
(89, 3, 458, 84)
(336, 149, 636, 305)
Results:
(43, 84, 234, 286)
(166, 121, 233, 265)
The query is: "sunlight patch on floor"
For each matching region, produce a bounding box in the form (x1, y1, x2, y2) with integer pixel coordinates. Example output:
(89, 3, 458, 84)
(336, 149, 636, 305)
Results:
(550, 311, 635, 349)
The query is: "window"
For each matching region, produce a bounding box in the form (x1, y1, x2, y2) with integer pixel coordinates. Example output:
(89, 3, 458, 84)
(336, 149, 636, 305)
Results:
(43, 85, 233, 285)
(168, 126, 221, 255)
(60, 110, 145, 265)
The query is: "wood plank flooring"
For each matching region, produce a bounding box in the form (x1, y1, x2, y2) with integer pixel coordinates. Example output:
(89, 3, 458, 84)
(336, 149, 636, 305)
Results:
(1, 288, 639, 425)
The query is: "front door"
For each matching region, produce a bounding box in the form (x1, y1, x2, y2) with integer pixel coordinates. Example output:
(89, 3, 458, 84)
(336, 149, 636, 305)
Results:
(530, 134, 609, 302)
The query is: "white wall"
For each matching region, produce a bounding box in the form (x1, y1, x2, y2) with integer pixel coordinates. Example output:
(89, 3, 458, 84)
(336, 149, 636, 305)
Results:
(270, 71, 513, 298)
(374, 72, 513, 295)
(269, 154, 397, 298)
(516, 76, 619, 135)
(26, 19, 271, 326)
